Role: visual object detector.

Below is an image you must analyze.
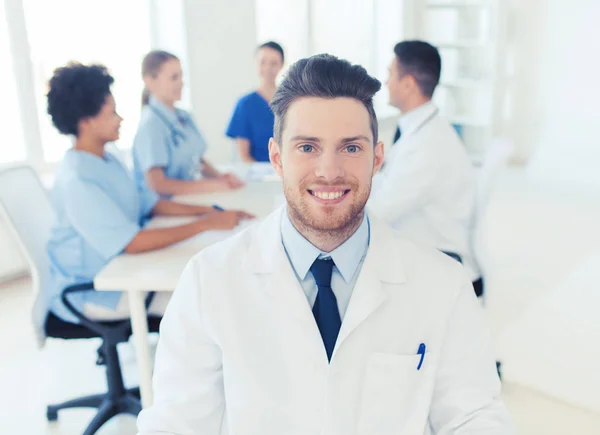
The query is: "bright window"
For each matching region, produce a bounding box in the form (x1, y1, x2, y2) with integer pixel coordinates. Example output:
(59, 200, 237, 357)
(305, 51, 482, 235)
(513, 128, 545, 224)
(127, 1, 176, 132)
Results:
(22, 0, 152, 163)
(0, 4, 27, 165)
(255, 0, 310, 77)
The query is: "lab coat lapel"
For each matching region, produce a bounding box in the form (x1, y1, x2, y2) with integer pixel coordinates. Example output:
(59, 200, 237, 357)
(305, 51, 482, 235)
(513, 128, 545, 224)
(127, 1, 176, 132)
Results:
(242, 207, 327, 363)
(333, 214, 407, 356)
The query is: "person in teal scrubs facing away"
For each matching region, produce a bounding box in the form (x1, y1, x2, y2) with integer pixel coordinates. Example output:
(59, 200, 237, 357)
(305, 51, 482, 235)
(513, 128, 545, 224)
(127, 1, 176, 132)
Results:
(133, 50, 244, 198)
(46, 63, 253, 324)
(226, 41, 285, 162)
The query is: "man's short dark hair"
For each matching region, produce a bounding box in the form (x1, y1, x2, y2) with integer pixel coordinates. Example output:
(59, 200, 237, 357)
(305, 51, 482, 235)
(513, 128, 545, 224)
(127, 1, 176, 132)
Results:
(258, 41, 285, 63)
(47, 63, 114, 136)
(394, 40, 441, 98)
(270, 54, 381, 144)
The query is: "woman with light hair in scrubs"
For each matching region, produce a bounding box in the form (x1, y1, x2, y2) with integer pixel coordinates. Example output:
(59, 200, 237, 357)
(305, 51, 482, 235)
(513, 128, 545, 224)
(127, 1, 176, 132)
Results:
(133, 50, 244, 197)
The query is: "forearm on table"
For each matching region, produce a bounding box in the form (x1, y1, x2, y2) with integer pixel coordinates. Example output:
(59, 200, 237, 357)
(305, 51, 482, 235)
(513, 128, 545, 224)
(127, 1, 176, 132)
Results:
(124, 220, 210, 254)
(201, 159, 222, 178)
(146, 169, 206, 196)
(152, 199, 214, 216)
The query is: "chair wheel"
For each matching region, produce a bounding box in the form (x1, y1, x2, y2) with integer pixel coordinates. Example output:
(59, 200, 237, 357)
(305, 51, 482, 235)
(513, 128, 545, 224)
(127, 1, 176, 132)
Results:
(47, 407, 58, 421)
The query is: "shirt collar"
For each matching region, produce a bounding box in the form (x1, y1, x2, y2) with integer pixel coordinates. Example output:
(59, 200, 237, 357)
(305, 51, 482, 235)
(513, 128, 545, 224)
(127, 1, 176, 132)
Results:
(280, 208, 370, 284)
(398, 101, 437, 138)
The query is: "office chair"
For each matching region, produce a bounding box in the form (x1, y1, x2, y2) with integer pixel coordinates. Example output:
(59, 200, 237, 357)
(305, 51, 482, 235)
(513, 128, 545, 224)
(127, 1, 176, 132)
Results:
(0, 165, 160, 435)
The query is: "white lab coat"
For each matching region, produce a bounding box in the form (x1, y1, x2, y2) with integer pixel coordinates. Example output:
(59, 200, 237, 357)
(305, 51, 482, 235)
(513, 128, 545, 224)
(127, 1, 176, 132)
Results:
(137, 207, 512, 435)
(369, 103, 480, 280)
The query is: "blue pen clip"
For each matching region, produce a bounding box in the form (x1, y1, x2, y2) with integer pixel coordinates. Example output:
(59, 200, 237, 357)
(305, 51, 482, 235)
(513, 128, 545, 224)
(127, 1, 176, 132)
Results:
(212, 205, 225, 212)
(417, 343, 426, 370)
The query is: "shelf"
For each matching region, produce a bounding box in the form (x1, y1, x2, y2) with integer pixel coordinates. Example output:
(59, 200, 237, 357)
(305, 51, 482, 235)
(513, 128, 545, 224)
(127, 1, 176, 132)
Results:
(426, 0, 491, 8)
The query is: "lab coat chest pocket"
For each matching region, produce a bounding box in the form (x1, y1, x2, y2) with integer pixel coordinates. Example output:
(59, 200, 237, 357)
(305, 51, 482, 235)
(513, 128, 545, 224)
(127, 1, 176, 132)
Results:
(358, 352, 433, 435)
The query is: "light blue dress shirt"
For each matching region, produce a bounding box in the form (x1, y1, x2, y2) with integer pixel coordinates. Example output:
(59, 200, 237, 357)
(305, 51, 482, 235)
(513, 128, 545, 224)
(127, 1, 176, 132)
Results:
(132, 95, 208, 198)
(47, 150, 159, 323)
(280, 210, 370, 319)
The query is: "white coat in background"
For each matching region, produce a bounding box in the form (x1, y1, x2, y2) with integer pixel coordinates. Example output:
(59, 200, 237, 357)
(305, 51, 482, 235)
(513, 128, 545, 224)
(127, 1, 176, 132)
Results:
(369, 102, 480, 280)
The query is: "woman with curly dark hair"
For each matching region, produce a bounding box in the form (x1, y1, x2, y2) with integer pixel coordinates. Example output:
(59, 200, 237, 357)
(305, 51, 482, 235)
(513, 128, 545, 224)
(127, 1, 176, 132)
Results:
(45, 62, 253, 323)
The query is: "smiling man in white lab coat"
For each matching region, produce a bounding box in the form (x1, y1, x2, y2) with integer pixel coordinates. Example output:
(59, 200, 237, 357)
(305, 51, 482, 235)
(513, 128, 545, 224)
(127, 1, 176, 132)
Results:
(369, 41, 483, 295)
(137, 54, 512, 435)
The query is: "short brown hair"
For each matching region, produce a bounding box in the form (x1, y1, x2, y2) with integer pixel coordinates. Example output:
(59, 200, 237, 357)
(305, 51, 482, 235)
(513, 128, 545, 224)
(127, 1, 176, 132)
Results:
(270, 54, 381, 144)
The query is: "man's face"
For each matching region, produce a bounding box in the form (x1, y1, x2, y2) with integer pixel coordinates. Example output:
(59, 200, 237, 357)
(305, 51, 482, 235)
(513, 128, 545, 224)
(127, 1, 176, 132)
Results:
(386, 57, 410, 110)
(269, 97, 384, 235)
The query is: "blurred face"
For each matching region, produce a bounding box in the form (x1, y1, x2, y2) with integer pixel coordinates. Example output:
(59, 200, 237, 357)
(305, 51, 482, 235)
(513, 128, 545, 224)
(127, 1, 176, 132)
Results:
(257, 47, 284, 84)
(269, 97, 384, 237)
(386, 57, 412, 111)
(80, 94, 122, 143)
(145, 58, 183, 105)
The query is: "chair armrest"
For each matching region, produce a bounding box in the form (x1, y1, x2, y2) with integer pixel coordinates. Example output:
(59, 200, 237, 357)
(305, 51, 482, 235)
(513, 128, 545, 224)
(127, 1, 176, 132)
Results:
(60, 283, 119, 334)
(61, 284, 156, 335)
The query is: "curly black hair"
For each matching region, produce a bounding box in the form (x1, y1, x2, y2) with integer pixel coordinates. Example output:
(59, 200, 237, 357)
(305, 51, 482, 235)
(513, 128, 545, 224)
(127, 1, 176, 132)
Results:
(46, 63, 114, 136)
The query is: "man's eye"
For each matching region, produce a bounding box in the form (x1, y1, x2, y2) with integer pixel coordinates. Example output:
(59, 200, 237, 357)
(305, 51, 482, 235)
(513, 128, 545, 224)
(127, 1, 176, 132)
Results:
(345, 145, 359, 153)
(300, 144, 314, 153)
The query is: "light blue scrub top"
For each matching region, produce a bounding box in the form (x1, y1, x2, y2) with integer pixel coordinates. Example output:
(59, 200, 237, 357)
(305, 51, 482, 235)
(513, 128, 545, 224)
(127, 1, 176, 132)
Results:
(132, 95, 208, 197)
(280, 210, 370, 319)
(46, 150, 159, 323)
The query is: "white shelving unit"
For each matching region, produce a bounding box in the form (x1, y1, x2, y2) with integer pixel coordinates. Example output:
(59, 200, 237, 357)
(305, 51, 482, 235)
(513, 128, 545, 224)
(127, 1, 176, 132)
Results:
(406, 0, 509, 162)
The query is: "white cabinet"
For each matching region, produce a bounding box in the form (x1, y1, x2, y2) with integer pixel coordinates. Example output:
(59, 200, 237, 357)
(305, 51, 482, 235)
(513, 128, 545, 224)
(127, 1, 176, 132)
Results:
(406, 0, 510, 162)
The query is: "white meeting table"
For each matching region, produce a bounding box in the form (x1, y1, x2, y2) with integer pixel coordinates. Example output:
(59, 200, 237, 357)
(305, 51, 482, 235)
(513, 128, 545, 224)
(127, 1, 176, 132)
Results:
(94, 180, 283, 407)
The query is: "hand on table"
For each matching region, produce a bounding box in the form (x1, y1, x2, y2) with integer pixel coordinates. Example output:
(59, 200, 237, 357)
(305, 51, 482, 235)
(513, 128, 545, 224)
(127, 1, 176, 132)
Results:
(220, 173, 245, 189)
(204, 209, 255, 230)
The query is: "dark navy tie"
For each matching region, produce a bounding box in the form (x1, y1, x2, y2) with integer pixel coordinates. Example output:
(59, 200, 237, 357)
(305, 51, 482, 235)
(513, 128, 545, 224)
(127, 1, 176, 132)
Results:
(310, 258, 341, 362)
(392, 125, 402, 145)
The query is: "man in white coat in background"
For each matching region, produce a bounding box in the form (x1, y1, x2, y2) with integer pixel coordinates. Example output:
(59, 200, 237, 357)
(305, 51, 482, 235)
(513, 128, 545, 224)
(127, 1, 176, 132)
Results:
(137, 54, 512, 434)
(369, 40, 484, 296)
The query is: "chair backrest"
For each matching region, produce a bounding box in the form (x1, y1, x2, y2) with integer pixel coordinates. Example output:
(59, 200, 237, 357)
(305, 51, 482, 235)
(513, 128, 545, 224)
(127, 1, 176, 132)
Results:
(471, 137, 514, 274)
(0, 165, 55, 347)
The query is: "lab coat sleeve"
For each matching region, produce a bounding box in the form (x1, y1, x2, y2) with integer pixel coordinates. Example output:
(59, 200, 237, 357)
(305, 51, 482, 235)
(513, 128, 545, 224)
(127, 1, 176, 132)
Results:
(137, 257, 227, 435)
(428, 269, 514, 434)
(368, 143, 438, 223)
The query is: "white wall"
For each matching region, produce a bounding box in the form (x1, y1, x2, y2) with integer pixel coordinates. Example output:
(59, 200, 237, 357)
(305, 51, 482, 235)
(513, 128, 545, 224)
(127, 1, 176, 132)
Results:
(150, 0, 193, 110)
(0, 214, 27, 282)
(182, 0, 258, 164)
(507, 0, 600, 189)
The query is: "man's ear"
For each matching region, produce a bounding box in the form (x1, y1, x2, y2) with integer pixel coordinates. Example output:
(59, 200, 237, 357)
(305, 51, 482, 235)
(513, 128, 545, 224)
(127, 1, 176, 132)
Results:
(373, 140, 385, 174)
(268, 137, 283, 177)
